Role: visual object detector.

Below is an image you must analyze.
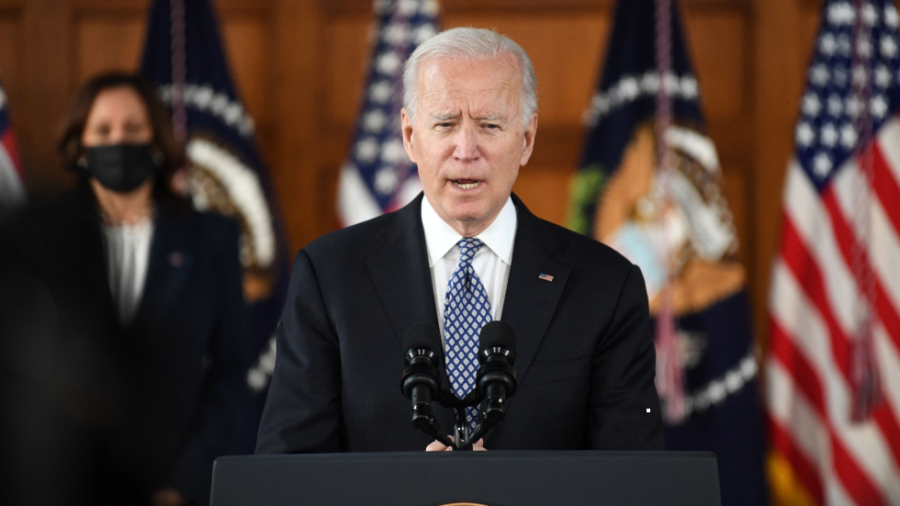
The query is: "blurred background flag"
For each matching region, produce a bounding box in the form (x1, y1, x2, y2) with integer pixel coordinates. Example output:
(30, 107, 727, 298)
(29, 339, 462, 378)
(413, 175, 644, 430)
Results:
(567, 0, 766, 505)
(336, 0, 440, 227)
(766, 0, 900, 504)
(0, 77, 24, 211)
(139, 0, 290, 452)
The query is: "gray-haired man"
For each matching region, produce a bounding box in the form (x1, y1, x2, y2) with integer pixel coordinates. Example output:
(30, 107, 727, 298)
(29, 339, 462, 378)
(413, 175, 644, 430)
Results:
(256, 27, 663, 453)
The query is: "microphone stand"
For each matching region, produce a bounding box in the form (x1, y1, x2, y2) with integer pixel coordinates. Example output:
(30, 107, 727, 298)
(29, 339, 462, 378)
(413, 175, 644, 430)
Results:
(433, 389, 502, 451)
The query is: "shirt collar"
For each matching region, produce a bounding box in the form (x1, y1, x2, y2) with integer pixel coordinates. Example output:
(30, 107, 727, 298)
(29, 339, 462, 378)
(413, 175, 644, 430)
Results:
(421, 195, 517, 267)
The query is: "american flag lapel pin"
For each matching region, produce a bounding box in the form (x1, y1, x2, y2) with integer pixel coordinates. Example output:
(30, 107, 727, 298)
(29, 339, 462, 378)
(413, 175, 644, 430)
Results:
(538, 273, 554, 282)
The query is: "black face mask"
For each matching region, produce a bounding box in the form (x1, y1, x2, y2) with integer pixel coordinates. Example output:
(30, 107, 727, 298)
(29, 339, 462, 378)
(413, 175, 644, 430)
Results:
(82, 143, 161, 194)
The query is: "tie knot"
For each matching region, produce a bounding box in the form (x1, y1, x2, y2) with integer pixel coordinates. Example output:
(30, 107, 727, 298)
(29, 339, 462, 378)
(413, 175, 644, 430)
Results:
(458, 238, 483, 265)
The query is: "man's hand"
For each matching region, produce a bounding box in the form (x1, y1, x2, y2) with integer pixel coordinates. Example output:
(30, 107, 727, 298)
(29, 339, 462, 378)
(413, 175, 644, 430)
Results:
(426, 436, 486, 451)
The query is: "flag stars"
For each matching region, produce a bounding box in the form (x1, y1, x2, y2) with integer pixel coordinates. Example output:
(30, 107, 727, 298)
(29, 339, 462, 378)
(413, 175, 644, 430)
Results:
(820, 33, 838, 56)
(355, 137, 379, 163)
(810, 64, 830, 86)
(398, 0, 419, 16)
(374, 166, 398, 195)
(876, 65, 893, 88)
(376, 51, 402, 76)
(619, 77, 640, 100)
(802, 93, 822, 117)
(380, 139, 408, 164)
(796, 122, 815, 147)
(881, 35, 898, 59)
(223, 103, 243, 125)
(861, 3, 877, 26)
(641, 73, 661, 93)
(813, 152, 833, 177)
(828, 2, 855, 26)
(828, 94, 844, 116)
(841, 123, 858, 149)
(363, 109, 388, 133)
(821, 123, 839, 147)
(413, 24, 437, 44)
(681, 77, 699, 99)
(383, 23, 410, 46)
(871, 94, 889, 119)
(886, 5, 899, 28)
(194, 86, 213, 109)
(369, 80, 393, 104)
(210, 93, 229, 115)
(421, 0, 440, 17)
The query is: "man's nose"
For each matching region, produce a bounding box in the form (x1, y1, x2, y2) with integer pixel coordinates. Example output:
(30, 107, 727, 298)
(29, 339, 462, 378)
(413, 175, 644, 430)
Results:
(452, 124, 480, 162)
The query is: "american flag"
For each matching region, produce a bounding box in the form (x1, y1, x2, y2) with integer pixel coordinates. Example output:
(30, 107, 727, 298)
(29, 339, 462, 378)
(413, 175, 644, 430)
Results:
(767, 1, 900, 505)
(336, 0, 440, 227)
(0, 79, 24, 211)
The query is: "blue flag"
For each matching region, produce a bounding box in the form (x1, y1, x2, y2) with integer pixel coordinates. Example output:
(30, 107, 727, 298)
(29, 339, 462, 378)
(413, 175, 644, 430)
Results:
(140, 0, 289, 453)
(568, 1, 766, 505)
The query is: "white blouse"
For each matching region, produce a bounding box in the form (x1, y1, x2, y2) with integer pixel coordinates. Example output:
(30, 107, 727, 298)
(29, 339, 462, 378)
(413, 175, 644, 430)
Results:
(102, 217, 154, 325)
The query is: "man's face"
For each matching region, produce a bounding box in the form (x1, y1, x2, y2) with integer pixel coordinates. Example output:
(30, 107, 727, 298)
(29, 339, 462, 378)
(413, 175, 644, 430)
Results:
(401, 54, 537, 236)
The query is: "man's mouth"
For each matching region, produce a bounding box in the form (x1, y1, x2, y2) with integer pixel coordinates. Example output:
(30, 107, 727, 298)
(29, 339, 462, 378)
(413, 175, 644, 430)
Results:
(451, 179, 481, 190)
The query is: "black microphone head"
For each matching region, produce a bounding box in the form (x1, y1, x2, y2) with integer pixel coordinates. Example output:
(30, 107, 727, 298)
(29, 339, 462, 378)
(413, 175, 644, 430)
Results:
(479, 321, 516, 364)
(403, 322, 443, 356)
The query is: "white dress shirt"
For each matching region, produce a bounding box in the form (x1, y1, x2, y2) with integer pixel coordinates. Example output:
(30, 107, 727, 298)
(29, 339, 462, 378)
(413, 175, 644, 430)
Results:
(102, 217, 154, 325)
(421, 196, 518, 341)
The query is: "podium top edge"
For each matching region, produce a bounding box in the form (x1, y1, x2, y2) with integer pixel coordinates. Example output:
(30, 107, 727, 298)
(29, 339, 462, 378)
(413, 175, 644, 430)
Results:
(217, 450, 716, 464)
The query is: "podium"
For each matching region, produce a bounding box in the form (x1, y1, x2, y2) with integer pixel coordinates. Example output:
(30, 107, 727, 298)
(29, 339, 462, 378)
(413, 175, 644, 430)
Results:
(210, 451, 721, 506)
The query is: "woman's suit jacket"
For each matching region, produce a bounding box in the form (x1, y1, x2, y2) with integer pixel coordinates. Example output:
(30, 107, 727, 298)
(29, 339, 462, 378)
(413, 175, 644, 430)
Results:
(0, 188, 249, 505)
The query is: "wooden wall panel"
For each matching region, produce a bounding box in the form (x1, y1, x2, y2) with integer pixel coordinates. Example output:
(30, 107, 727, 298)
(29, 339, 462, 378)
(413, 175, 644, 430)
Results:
(443, 12, 609, 127)
(75, 14, 144, 81)
(219, 13, 274, 156)
(683, 9, 749, 122)
(324, 14, 370, 129)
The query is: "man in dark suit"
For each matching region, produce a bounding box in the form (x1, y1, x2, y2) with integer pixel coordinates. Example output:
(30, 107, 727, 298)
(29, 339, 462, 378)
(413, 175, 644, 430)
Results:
(256, 27, 663, 453)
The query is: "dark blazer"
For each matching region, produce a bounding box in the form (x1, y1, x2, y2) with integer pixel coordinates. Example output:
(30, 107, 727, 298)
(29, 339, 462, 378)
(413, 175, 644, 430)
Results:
(0, 188, 249, 506)
(256, 193, 663, 453)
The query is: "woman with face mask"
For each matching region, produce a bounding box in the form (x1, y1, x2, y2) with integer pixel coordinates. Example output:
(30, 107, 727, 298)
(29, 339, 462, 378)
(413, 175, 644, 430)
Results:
(0, 72, 250, 506)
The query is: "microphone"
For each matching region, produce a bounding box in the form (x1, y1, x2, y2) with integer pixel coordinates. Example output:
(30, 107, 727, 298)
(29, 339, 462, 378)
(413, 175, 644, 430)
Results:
(475, 321, 517, 426)
(400, 323, 452, 446)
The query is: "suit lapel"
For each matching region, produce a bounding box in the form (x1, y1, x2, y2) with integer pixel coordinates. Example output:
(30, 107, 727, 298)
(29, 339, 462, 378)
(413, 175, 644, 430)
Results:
(131, 211, 194, 333)
(365, 194, 438, 347)
(501, 195, 570, 388)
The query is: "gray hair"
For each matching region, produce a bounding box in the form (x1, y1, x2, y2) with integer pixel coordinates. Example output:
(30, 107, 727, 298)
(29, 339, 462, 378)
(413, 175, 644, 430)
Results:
(402, 27, 538, 127)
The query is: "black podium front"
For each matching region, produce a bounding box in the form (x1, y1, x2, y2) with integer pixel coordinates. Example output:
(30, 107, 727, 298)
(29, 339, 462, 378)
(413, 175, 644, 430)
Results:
(211, 451, 721, 506)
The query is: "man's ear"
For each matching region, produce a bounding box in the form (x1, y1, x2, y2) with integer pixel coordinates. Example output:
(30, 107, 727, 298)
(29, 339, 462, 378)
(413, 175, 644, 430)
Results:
(519, 114, 538, 167)
(401, 108, 417, 164)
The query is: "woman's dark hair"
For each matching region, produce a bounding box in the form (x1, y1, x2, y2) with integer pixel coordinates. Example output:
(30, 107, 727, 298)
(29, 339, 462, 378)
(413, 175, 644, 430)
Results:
(57, 72, 188, 209)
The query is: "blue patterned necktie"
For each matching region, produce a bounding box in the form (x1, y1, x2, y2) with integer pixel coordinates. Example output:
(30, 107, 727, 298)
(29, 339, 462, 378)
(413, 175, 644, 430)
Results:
(443, 237, 493, 434)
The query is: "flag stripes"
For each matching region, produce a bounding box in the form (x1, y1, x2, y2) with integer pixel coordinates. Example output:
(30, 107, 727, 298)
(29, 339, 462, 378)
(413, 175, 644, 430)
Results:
(769, 106, 900, 502)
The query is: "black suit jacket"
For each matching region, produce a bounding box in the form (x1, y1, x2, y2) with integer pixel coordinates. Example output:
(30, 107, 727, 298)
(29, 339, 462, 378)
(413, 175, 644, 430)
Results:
(0, 189, 249, 506)
(256, 193, 662, 453)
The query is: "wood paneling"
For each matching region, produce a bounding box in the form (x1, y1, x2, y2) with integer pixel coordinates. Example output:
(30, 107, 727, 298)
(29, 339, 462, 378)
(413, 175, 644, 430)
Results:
(3, 0, 842, 351)
(75, 13, 145, 81)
